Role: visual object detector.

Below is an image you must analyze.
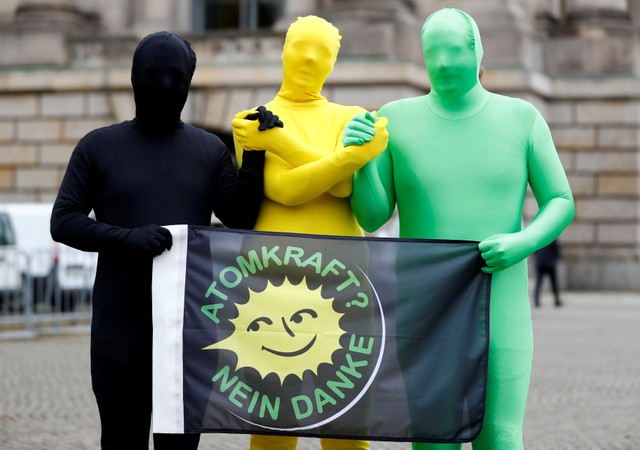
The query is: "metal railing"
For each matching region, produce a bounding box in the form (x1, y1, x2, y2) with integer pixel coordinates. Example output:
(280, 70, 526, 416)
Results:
(0, 248, 95, 340)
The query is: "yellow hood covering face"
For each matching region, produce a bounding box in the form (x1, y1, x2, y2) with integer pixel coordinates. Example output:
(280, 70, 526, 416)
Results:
(279, 16, 341, 101)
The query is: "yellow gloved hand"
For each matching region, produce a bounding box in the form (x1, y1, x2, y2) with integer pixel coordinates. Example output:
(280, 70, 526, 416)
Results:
(232, 109, 287, 152)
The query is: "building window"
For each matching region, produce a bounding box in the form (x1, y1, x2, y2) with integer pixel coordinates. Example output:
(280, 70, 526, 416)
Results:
(193, 0, 285, 32)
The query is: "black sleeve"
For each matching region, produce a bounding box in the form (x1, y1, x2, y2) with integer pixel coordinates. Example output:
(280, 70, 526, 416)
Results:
(50, 137, 131, 252)
(214, 149, 265, 230)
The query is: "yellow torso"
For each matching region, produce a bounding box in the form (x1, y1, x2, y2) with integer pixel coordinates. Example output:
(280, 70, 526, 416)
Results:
(251, 96, 364, 236)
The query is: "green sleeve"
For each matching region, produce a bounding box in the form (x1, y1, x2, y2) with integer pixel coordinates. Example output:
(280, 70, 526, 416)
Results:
(351, 146, 396, 233)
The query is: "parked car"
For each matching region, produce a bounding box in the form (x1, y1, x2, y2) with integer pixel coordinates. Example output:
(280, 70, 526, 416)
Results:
(1, 203, 97, 309)
(3, 203, 57, 303)
(0, 205, 22, 309)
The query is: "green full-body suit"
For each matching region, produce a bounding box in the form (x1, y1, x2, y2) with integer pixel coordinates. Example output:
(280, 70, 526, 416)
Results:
(347, 8, 574, 449)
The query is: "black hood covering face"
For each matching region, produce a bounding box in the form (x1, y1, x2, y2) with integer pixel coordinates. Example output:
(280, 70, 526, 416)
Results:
(131, 31, 197, 134)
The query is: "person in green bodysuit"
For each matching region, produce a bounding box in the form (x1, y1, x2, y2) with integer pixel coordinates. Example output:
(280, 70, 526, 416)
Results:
(344, 7, 574, 449)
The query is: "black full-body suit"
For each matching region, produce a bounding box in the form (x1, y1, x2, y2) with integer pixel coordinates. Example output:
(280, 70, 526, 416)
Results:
(50, 32, 265, 449)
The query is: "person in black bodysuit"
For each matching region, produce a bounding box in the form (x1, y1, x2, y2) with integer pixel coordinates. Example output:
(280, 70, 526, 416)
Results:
(50, 32, 265, 450)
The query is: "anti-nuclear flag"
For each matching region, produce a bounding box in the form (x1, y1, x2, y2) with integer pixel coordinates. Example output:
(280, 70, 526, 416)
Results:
(152, 225, 490, 443)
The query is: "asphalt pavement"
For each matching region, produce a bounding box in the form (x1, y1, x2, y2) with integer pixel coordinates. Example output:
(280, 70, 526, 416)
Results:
(1, 291, 639, 450)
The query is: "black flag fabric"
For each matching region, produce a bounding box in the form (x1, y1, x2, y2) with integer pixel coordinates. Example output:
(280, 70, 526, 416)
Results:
(152, 225, 490, 443)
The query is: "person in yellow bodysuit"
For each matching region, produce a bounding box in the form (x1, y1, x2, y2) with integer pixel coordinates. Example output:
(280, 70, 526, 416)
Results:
(232, 15, 388, 450)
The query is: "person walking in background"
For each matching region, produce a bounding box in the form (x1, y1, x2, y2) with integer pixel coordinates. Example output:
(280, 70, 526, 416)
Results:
(534, 239, 562, 307)
(232, 15, 387, 450)
(50, 31, 265, 450)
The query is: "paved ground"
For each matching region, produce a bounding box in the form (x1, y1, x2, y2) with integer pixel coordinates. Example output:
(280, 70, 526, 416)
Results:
(1, 291, 639, 450)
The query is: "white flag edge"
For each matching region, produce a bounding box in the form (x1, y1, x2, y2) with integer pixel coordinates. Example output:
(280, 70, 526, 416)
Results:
(152, 224, 188, 433)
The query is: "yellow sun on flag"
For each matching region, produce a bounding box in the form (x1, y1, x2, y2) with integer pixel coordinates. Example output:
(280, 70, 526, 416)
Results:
(203, 277, 345, 384)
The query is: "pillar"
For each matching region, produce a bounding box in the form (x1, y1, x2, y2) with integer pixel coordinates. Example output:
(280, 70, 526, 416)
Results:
(318, 0, 421, 62)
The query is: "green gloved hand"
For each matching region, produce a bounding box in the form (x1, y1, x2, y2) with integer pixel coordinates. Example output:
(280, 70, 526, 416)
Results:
(342, 111, 377, 147)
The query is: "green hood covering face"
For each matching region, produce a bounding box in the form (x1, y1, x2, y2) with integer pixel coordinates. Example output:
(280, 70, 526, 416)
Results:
(421, 8, 483, 99)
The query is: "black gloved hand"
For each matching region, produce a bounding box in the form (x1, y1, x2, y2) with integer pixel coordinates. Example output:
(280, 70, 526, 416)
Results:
(124, 225, 172, 257)
(244, 105, 284, 131)
(257, 106, 284, 131)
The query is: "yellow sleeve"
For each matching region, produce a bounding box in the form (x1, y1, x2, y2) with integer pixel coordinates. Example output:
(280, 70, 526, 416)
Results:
(263, 137, 386, 206)
(235, 105, 384, 201)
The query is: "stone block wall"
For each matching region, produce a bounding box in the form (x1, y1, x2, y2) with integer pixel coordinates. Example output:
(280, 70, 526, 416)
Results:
(0, 0, 639, 290)
(0, 89, 113, 202)
(548, 96, 640, 290)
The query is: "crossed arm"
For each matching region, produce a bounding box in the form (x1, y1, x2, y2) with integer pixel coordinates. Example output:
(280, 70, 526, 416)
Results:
(232, 109, 388, 206)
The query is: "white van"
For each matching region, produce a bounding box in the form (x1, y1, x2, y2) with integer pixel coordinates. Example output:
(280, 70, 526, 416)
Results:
(3, 203, 57, 284)
(2, 203, 97, 304)
(0, 205, 22, 305)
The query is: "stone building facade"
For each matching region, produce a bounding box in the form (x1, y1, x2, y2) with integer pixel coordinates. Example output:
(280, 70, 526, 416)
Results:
(0, 0, 638, 290)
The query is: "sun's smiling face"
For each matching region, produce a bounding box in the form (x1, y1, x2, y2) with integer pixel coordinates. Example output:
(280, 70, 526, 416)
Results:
(203, 277, 345, 383)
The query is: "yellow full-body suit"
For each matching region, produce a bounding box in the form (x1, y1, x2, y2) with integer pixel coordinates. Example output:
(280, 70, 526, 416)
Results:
(232, 15, 388, 450)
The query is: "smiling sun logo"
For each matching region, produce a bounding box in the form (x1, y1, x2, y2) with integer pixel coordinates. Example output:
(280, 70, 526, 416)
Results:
(203, 277, 345, 383)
